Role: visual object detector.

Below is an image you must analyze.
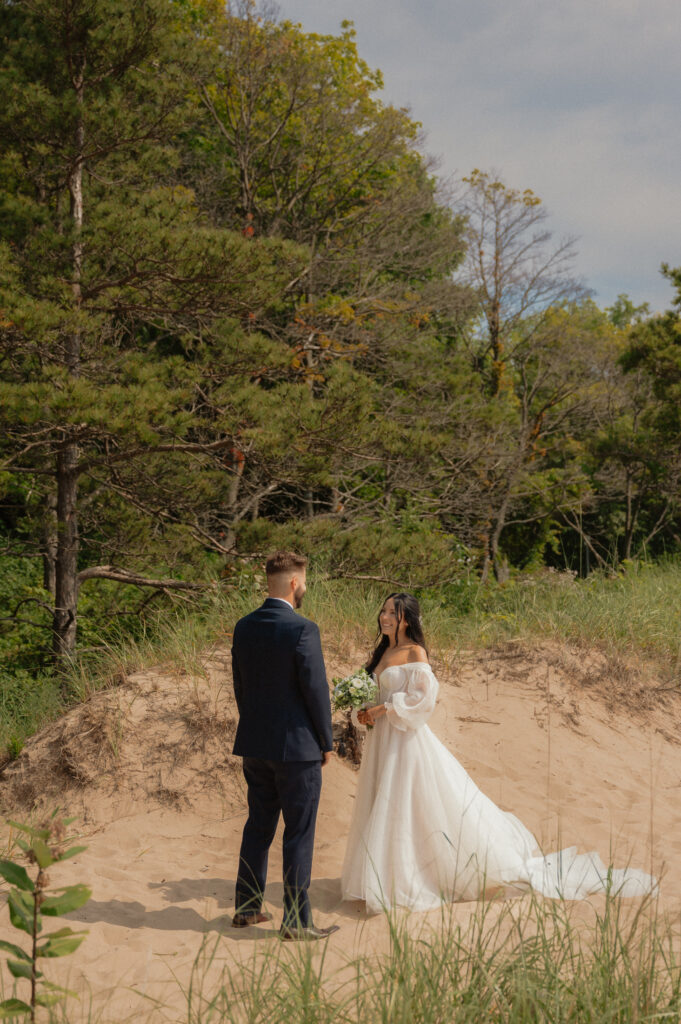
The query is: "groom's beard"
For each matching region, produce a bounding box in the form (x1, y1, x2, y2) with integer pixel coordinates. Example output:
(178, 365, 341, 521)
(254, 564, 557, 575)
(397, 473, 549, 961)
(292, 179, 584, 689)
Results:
(293, 585, 305, 609)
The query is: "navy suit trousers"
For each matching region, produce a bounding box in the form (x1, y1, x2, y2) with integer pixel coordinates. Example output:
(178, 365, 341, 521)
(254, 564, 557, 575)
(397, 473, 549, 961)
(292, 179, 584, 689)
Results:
(235, 757, 322, 928)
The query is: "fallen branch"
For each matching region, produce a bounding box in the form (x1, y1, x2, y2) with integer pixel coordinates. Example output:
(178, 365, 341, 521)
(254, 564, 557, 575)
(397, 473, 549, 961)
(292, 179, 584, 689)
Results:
(76, 566, 207, 591)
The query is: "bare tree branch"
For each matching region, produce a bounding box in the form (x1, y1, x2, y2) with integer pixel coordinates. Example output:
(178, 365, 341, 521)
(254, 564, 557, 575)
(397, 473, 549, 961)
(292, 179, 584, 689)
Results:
(76, 565, 207, 591)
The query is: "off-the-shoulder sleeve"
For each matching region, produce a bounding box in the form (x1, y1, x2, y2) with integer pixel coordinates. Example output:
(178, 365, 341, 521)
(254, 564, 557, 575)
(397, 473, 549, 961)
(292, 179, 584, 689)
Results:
(385, 664, 438, 731)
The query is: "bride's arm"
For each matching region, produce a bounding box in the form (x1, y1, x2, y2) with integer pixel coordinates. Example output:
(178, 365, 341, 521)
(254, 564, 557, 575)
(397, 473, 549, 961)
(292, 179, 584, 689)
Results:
(383, 662, 438, 731)
(363, 650, 433, 726)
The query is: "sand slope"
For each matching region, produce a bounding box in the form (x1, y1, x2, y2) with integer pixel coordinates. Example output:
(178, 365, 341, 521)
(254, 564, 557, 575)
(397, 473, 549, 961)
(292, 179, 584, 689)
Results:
(1, 640, 680, 1021)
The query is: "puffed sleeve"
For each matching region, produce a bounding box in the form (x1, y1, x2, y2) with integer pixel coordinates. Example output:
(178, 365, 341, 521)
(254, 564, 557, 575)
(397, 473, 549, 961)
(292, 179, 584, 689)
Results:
(384, 664, 438, 731)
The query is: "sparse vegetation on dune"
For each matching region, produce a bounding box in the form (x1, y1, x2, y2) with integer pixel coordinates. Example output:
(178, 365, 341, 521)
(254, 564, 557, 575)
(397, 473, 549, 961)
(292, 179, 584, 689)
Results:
(180, 892, 681, 1024)
(3, 560, 681, 764)
(1, 564, 680, 1021)
(444, 562, 681, 664)
(3, 889, 678, 1023)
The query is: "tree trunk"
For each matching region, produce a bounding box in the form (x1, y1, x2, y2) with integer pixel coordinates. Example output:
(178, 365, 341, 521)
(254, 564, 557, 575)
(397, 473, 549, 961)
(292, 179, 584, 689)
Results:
(42, 489, 58, 596)
(490, 492, 511, 583)
(489, 295, 504, 395)
(52, 65, 85, 660)
(480, 486, 513, 584)
(52, 445, 79, 658)
(623, 472, 634, 561)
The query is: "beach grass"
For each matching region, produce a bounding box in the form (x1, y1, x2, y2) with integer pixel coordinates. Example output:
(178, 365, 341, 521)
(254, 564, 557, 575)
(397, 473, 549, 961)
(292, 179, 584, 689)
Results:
(3, 559, 681, 761)
(2, 565, 681, 1020)
(1, 873, 675, 1022)
(438, 561, 681, 666)
(307, 560, 681, 677)
(175, 888, 678, 1023)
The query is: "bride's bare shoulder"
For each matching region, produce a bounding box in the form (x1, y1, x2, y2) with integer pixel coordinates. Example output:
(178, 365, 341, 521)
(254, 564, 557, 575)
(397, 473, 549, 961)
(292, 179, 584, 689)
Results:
(407, 645, 429, 664)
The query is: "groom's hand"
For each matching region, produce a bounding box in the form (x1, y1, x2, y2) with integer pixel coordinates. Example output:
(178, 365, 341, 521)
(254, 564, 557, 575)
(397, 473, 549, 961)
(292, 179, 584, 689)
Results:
(322, 750, 334, 767)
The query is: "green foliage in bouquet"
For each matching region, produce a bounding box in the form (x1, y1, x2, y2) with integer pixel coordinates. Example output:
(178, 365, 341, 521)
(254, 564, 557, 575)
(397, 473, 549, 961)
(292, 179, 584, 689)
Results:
(0, 812, 90, 1021)
(332, 669, 377, 712)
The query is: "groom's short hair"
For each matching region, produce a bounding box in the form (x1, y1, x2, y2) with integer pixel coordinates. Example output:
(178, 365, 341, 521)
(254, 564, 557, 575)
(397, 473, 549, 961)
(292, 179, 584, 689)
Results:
(266, 550, 308, 577)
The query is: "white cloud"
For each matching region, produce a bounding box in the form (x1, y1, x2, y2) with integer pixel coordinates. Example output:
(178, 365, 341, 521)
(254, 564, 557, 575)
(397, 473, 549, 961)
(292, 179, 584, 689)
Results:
(280, 0, 681, 311)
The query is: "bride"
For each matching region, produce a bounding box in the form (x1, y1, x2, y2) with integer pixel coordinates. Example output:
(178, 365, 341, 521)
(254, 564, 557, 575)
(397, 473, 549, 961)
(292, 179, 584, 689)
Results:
(340, 592, 658, 913)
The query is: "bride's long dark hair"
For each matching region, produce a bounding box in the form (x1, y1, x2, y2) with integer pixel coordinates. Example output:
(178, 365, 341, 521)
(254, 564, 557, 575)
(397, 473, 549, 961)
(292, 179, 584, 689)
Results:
(365, 592, 428, 675)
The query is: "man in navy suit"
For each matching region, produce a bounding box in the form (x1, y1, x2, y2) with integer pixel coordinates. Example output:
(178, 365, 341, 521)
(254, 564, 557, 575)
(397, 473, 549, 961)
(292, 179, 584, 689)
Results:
(231, 551, 338, 940)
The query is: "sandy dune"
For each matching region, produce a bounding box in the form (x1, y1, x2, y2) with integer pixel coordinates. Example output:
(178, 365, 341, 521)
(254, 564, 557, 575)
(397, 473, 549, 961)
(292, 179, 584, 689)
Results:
(1, 639, 680, 1021)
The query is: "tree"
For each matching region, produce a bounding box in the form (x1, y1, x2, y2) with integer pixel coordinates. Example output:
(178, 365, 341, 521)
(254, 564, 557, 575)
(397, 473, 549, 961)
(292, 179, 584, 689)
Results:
(189, 2, 469, 369)
(458, 170, 584, 395)
(182, 1, 471, 534)
(453, 170, 593, 580)
(601, 267, 681, 559)
(0, 0, 306, 659)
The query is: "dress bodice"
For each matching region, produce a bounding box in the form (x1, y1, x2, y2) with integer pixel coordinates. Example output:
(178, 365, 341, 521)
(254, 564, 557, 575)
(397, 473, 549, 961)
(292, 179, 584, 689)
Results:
(376, 663, 419, 700)
(374, 662, 439, 732)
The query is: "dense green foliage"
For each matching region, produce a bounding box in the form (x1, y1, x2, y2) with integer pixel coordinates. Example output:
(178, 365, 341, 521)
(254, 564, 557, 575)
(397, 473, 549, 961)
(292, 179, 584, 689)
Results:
(1, 0, 680, 743)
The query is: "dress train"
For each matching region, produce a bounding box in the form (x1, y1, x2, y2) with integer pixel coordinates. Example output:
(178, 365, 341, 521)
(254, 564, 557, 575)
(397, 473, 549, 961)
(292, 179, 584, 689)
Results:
(340, 663, 657, 913)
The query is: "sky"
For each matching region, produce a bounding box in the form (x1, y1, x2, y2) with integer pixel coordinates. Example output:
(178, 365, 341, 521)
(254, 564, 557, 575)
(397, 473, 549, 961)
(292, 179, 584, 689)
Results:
(279, 0, 680, 313)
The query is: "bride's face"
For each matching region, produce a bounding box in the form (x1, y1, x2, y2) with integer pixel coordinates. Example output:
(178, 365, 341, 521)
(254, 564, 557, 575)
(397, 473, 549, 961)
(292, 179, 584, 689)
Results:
(379, 599, 406, 642)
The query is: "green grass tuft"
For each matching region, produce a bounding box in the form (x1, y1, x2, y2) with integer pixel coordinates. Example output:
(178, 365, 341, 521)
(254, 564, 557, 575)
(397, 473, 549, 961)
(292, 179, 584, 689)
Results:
(3, 559, 681, 762)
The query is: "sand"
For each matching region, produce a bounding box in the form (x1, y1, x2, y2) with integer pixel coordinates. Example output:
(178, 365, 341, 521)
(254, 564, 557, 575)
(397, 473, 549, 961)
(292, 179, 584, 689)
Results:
(1, 639, 680, 1021)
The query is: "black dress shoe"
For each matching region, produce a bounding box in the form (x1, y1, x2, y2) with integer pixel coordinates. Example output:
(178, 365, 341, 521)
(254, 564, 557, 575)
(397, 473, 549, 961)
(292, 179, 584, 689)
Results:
(279, 924, 340, 941)
(232, 911, 273, 928)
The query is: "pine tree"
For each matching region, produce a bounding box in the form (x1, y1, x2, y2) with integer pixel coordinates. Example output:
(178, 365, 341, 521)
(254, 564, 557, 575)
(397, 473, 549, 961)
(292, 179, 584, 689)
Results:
(0, 0, 305, 658)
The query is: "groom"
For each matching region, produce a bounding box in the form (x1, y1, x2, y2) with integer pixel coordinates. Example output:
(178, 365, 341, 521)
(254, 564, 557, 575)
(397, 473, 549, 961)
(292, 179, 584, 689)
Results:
(230, 550, 338, 940)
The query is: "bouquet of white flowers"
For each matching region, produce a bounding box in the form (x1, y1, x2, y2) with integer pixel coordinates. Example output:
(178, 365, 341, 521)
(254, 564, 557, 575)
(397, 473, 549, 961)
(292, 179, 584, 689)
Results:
(332, 668, 378, 713)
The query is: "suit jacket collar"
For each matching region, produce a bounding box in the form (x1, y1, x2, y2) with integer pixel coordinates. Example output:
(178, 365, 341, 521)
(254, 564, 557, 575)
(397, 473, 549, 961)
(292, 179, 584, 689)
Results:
(262, 597, 296, 613)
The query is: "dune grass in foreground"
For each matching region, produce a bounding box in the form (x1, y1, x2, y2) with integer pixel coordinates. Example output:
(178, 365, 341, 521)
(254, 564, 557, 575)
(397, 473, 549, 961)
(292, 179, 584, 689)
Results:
(189, 895, 679, 1024)
(3, 559, 681, 758)
(16, 887, 678, 1023)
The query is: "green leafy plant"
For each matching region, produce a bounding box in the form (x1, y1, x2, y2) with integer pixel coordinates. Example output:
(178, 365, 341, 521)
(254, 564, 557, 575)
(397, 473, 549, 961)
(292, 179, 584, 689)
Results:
(0, 812, 90, 1021)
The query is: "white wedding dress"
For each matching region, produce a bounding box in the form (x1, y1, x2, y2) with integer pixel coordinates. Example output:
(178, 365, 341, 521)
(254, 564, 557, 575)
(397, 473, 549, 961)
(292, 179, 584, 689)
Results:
(341, 663, 657, 913)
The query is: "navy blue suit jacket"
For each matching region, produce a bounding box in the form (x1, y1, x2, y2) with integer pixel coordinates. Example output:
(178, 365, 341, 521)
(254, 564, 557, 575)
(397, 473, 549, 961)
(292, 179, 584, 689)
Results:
(231, 598, 333, 761)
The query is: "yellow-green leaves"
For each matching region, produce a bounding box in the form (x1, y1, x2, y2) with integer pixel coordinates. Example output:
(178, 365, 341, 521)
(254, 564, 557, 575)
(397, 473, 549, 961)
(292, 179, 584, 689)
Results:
(7, 891, 37, 936)
(0, 814, 90, 1018)
(0, 861, 34, 893)
(37, 927, 89, 958)
(41, 885, 92, 917)
(0, 997, 33, 1017)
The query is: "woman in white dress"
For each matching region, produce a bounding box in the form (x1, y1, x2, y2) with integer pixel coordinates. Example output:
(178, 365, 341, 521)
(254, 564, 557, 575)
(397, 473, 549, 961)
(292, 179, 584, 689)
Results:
(340, 593, 657, 914)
